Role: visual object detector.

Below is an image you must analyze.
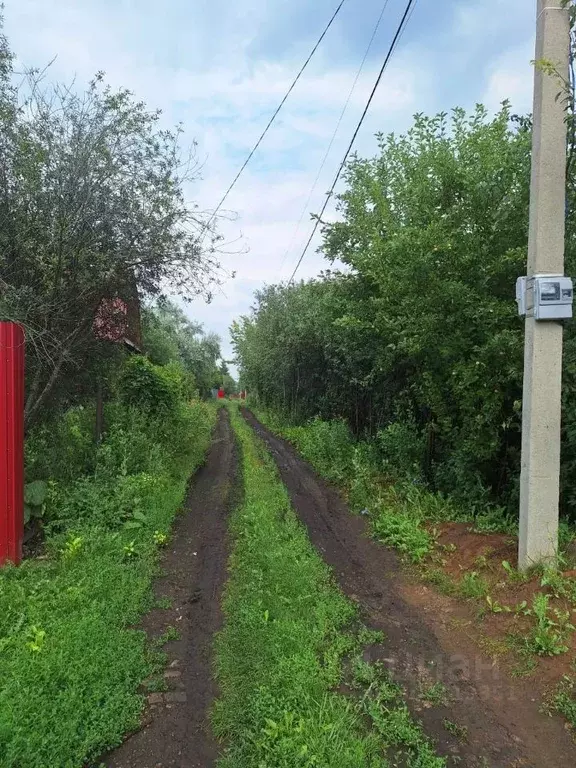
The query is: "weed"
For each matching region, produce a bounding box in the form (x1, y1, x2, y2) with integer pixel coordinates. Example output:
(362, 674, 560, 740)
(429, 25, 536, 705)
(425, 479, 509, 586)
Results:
(477, 635, 510, 659)
(146, 648, 168, 676)
(552, 676, 576, 727)
(123, 541, 138, 559)
(283, 417, 355, 485)
(153, 530, 169, 547)
(155, 626, 181, 646)
(458, 571, 489, 599)
(540, 568, 576, 601)
(485, 596, 512, 614)
(372, 508, 433, 563)
(154, 596, 173, 610)
(350, 659, 447, 767)
(420, 682, 449, 706)
(357, 627, 386, 646)
(449, 617, 472, 631)
(473, 548, 494, 570)
(25, 625, 47, 653)
(59, 535, 84, 559)
(0, 400, 216, 767)
(143, 676, 168, 693)
(443, 719, 468, 741)
(473, 509, 516, 535)
(524, 593, 575, 657)
(510, 657, 538, 678)
(423, 567, 457, 595)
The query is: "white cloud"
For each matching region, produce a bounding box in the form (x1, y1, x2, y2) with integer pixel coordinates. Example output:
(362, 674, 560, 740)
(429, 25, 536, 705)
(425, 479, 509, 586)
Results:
(482, 43, 534, 114)
(453, 0, 530, 38)
(3, 0, 539, 380)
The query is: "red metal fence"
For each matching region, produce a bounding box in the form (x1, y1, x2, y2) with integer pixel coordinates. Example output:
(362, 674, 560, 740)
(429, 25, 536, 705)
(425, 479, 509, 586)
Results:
(0, 322, 24, 565)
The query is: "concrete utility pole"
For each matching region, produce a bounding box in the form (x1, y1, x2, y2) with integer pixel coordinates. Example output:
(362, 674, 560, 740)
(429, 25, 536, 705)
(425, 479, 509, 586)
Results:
(519, 0, 571, 570)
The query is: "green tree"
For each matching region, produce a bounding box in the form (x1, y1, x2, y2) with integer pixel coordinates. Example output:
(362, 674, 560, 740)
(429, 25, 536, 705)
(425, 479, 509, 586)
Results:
(142, 300, 223, 398)
(0, 29, 221, 427)
(233, 105, 554, 513)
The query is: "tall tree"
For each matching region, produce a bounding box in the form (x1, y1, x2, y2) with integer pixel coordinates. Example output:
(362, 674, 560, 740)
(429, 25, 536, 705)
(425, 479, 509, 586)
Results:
(0, 31, 221, 427)
(233, 106, 553, 511)
(142, 300, 222, 398)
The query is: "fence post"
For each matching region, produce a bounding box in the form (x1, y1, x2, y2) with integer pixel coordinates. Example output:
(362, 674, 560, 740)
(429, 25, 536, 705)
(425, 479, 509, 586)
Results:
(0, 322, 25, 566)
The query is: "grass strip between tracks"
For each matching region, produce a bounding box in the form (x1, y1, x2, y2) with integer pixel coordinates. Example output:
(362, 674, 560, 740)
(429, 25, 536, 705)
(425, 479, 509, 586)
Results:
(212, 403, 446, 767)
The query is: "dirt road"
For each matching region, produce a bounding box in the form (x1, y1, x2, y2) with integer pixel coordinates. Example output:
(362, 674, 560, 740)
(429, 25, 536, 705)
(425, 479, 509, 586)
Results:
(106, 408, 238, 768)
(105, 407, 576, 767)
(243, 408, 576, 768)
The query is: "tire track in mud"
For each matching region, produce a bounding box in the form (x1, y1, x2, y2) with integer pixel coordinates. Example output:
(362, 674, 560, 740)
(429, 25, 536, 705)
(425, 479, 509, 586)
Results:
(243, 408, 576, 768)
(106, 408, 238, 768)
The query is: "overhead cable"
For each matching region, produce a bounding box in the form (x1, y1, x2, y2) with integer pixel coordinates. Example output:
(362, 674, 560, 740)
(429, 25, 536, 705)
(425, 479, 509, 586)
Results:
(204, 0, 348, 233)
(279, 0, 392, 277)
(287, 0, 418, 284)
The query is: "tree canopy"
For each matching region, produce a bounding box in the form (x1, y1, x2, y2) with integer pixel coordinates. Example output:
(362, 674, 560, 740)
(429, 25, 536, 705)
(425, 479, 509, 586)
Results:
(232, 104, 576, 519)
(0, 29, 221, 426)
(142, 300, 224, 398)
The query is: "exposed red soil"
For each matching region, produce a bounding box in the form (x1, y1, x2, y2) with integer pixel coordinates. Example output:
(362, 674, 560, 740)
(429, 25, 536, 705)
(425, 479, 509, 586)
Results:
(433, 523, 518, 576)
(244, 408, 576, 768)
(104, 408, 238, 768)
(418, 522, 576, 688)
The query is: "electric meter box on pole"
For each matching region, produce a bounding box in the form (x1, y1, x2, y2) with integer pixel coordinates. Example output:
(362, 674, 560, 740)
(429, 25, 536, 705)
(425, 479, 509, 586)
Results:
(516, 275, 573, 320)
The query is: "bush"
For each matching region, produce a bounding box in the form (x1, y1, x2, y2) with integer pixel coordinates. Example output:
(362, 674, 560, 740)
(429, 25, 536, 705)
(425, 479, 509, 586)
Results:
(371, 505, 433, 563)
(25, 406, 97, 484)
(118, 355, 183, 415)
(376, 419, 426, 483)
(44, 400, 213, 533)
(284, 417, 355, 484)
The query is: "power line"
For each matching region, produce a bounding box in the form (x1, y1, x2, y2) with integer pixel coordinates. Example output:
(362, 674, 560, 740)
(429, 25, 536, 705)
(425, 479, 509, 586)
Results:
(287, 0, 418, 285)
(279, 0, 392, 278)
(204, 0, 348, 233)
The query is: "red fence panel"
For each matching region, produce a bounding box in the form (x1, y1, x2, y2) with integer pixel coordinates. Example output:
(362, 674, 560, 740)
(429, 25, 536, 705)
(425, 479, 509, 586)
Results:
(0, 322, 24, 566)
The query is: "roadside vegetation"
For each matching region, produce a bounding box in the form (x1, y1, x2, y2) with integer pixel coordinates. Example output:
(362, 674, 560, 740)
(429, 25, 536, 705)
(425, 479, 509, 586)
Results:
(0, 24, 228, 767)
(213, 404, 446, 767)
(251, 408, 576, 730)
(232, 104, 576, 730)
(231, 105, 576, 525)
(0, 358, 216, 768)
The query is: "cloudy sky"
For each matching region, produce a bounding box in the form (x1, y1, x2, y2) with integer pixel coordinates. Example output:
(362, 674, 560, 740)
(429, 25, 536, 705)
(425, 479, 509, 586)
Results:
(5, 0, 534, 372)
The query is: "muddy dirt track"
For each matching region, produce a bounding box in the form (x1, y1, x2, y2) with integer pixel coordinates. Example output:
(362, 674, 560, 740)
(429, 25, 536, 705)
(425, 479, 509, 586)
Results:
(243, 408, 576, 768)
(106, 408, 238, 768)
(107, 407, 576, 768)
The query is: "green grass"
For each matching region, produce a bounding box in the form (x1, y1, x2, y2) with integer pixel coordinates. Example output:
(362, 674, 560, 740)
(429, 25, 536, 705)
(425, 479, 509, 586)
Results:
(213, 404, 446, 767)
(253, 407, 521, 563)
(552, 675, 576, 727)
(0, 402, 216, 768)
(351, 659, 446, 767)
(370, 499, 434, 563)
(442, 719, 468, 742)
(419, 682, 449, 707)
(457, 571, 489, 600)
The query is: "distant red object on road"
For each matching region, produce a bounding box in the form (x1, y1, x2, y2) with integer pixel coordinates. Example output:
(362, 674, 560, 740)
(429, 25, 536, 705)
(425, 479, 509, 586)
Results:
(217, 387, 225, 399)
